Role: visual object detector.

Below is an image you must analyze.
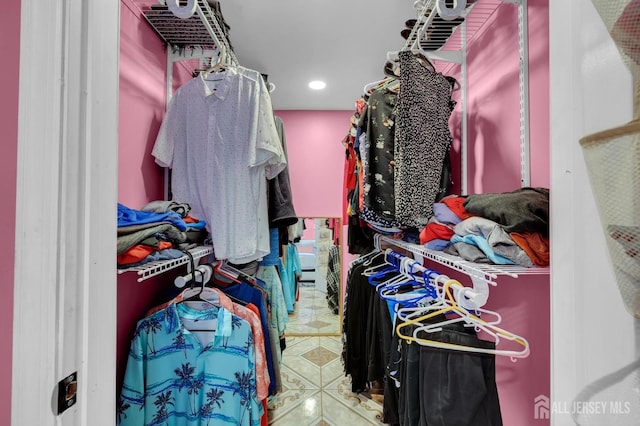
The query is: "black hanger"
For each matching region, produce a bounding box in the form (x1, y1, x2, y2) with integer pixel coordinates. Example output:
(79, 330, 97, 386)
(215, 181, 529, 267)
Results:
(179, 269, 212, 304)
(445, 76, 461, 91)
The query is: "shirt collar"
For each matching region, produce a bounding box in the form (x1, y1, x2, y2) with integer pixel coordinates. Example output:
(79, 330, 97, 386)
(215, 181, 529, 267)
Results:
(200, 67, 236, 100)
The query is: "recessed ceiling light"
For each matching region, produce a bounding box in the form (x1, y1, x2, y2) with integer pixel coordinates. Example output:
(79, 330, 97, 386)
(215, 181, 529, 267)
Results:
(308, 80, 326, 90)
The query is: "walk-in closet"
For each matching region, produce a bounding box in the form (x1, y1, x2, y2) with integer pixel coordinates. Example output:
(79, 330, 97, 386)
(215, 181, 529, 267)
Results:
(6, 0, 639, 425)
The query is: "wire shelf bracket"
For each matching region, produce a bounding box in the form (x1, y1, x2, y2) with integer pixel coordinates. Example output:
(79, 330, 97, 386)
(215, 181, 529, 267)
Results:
(117, 245, 214, 283)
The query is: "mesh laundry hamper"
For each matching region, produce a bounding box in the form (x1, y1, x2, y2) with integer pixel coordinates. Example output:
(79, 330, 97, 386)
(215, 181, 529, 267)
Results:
(581, 0, 640, 318)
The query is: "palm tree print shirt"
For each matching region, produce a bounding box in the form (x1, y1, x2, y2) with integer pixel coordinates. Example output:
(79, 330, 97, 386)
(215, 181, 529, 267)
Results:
(118, 303, 262, 425)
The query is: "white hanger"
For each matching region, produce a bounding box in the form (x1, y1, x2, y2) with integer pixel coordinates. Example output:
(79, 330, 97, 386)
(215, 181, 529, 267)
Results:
(374, 255, 415, 290)
(395, 272, 450, 322)
(396, 279, 530, 358)
(201, 45, 230, 80)
(363, 76, 394, 95)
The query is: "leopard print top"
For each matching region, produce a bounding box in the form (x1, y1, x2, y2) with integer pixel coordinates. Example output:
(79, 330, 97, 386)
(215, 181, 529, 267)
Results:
(394, 50, 453, 228)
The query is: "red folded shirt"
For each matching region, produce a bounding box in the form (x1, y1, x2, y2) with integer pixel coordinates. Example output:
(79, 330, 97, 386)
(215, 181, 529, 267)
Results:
(441, 196, 474, 220)
(420, 222, 455, 245)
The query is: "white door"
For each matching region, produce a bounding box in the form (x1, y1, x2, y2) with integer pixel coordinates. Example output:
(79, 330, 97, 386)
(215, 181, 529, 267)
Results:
(12, 1, 120, 425)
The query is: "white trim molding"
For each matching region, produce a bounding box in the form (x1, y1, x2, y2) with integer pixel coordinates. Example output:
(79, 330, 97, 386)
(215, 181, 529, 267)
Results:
(13, 0, 120, 425)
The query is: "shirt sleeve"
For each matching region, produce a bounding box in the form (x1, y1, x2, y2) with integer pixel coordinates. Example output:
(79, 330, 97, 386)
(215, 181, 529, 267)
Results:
(246, 324, 264, 426)
(251, 78, 287, 179)
(151, 90, 182, 168)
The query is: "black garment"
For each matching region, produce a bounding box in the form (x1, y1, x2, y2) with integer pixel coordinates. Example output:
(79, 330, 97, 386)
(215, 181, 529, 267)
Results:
(418, 329, 502, 426)
(366, 271, 394, 383)
(267, 116, 298, 228)
(462, 187, 550, 237)
(347, 214, 375, 255)
(389, 324, 423, 426)
(342, 261, 369, 392)
(436, 151, 453, 203)
(343, 254, 390, 393)
(389, 318, 502, 426)
(360, 88, 398, 222)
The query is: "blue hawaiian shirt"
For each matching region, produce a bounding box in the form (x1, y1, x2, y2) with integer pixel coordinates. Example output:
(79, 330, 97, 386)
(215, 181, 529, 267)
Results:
(118, 302, 262, 425)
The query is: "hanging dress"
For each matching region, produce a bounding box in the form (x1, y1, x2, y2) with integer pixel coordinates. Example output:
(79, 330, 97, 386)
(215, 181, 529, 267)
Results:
(361, 85, 398, 223)
(394, 50, 454, 228)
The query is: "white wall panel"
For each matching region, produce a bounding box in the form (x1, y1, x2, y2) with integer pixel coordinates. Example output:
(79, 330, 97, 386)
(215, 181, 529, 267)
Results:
(550, 1, 638, 424)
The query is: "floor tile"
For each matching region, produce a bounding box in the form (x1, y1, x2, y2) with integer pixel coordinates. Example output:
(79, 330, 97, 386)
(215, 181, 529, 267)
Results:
(286, 286, 341, 335)
(269, 335, 388, 425)
(301, 346, 339, 367)
(319, 336, 343, 354)
(323, 372, 352, 391)
(285, 336, 320, 355)
(320, 358, 344, 388)
(268, 390, 322, 425)
(281, 356, 322, 388)
(306, 319, 332, 329)
(322, 390, 385, 425)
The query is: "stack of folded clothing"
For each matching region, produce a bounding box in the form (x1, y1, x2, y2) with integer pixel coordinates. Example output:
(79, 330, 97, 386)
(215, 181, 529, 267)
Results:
(117, 201, 208, 268)
(419, 188, 550, 267)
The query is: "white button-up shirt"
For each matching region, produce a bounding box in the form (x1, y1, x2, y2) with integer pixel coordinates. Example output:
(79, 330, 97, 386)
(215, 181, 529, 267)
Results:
(152, 68, 286, 263)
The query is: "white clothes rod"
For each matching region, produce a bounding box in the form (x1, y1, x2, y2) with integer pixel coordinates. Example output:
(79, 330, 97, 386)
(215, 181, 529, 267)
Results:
(174, 264, 213, 288)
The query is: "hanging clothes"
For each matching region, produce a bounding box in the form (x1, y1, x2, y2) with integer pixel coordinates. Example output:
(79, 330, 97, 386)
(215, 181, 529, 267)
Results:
(342, 250, 505, 426)
(144, 287, 271, 403)
(360, 85, 398, 224)
(325, 244, 341, 315)
(118, 303, 262, 426)
(257, 227, 290, 374)
(267, 115, 298, 228)
(394, 50, 454, 228)
(151, 70, 286, 264)
(281, 243, 301, 313)
(212, 276, 279, 396)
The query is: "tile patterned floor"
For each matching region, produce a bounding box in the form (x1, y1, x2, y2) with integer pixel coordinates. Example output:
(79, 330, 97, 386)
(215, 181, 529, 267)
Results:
(286, 286, 340, 335)
(268, 336, 386, 425)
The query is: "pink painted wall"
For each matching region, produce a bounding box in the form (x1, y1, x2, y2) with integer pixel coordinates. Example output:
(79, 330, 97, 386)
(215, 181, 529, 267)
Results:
(117, 0, 195, 392)
(447, 0, 550, 194)
(427, 266, 550, 425)
(440, 2, 550, 424)
(275, 110, 352, 218)
(0, 1, 20, 423)
(273, 110, 354, 317)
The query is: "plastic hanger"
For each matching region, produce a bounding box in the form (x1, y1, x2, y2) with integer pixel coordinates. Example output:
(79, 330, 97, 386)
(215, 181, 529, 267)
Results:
(365, 252, 437, 311)
(363, 76, 396, 95)
(178, 269, 220, 309)
(202, 45, 230, 80)
(396, 279, 530, 358)
(379, 256, 442, 308)
(349, 247, 383, 270)
(410, 281, 503, 341)
(364, 249, 403, 278)
(350, 233, 388, 269)
(395, 273, 451, 322)
(376, 256, 422, 293)
(211, 260, 243, 284)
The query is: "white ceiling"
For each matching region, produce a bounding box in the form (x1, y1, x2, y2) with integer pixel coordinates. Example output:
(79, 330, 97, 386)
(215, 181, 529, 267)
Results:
(219, 0, 418, 110)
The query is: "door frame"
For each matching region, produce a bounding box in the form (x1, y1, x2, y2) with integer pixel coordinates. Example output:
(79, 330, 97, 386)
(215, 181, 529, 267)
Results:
(13, 1, 120, 425)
